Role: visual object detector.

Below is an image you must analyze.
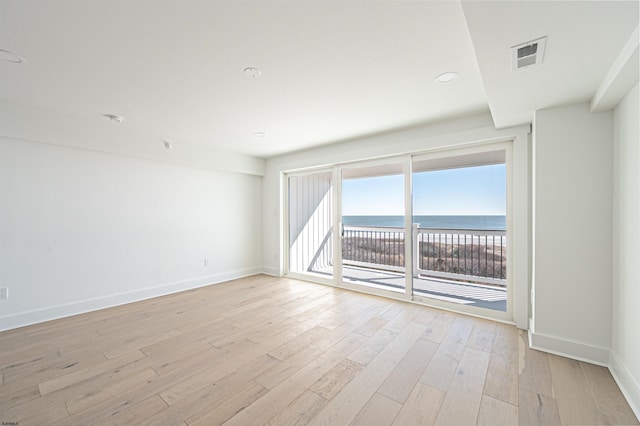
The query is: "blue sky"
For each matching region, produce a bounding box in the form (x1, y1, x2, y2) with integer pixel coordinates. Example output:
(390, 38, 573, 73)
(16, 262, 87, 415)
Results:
(342, 164, 506, 216)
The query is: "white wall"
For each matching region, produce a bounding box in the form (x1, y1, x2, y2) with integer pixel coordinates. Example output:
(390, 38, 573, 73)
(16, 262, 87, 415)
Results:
(0, 137, 263, 331)
(611, 83, 640, 416)
(531, 102, 613, 364)
(263, 113, 531, 329)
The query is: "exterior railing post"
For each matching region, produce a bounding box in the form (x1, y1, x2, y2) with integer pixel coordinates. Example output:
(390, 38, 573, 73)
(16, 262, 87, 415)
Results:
(412, 223, 419, 278)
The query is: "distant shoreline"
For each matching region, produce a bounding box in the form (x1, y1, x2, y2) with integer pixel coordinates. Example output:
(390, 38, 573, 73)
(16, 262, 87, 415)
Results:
(342, 215, 506, 231)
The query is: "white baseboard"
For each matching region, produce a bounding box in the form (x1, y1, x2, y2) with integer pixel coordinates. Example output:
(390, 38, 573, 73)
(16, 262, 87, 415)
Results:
(261, 266, 280, 276)
(528, 326, 610, 366)
(0, 267, 262, 332)
(610, 351, 640, 421)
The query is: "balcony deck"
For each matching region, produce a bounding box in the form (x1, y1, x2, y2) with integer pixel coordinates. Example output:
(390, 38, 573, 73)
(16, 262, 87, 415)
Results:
(315, 265, 506, 311)
(294, 225, 508, 312)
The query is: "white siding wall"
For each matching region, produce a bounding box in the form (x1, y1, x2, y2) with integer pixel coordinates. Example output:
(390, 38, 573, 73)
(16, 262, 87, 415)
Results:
(0, 137, 262, 331)
(288, 173, 334, 274)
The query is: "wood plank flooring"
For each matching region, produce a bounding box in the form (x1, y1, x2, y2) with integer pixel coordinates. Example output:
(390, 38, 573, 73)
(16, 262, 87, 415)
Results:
(0, 274, 637, 425)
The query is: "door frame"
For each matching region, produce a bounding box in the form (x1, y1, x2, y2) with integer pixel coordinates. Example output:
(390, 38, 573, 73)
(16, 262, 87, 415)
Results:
(410, 141, 513, 322)
(283, 167, 338, 287)
(283, 138, 520, 324)
(336, 155, 414, 302)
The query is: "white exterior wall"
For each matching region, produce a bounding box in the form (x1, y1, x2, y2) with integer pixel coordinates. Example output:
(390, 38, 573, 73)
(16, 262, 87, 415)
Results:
(531, 102, 613, 363)
(611, 83, 640, 416)
(0, 137, 263, 331)
(288, 173, 334, 274)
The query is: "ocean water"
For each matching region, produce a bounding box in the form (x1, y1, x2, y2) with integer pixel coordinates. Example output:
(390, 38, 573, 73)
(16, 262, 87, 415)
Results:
(342, 215, 506, 230)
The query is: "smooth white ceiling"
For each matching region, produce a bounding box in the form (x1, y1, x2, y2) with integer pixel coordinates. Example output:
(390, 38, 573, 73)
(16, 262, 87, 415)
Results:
(462, 0, 639, 129)
(0, 1, 638, 159)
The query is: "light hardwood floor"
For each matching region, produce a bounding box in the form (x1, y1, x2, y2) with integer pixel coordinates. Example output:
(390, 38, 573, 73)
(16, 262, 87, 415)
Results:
(0, 274, 637, 425)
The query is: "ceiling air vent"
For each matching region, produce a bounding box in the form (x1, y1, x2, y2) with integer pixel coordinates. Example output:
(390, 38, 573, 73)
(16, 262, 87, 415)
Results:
(511, 36, 546, 71)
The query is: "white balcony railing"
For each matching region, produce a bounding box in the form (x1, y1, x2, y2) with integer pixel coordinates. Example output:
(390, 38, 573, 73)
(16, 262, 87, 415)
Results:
(342, 224, 507, 286)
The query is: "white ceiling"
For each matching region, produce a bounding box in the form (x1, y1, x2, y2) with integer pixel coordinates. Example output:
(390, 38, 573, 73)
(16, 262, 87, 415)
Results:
(0, 1, 638, 159)
(462, 0, 639, 128)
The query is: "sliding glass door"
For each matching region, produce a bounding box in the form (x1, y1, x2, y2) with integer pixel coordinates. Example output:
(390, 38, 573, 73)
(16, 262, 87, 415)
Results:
(285, 143, 512, 320)
(339, 160, 409, 295)
(411, 148, 510, 316)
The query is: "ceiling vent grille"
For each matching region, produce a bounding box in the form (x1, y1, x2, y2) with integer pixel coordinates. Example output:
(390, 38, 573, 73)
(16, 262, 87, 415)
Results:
(511, 36, 547, 70)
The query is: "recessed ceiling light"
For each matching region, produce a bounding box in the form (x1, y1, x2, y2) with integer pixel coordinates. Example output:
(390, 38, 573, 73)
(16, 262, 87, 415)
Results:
(0, 49, 27, 64)
(253, 131, 266, 138)
(434, 72, 459, 84)
(103, 114, 124, 123)
(244, 67, 262, 78)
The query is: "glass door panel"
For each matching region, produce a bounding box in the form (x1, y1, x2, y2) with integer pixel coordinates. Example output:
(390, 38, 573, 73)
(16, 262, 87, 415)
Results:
(411, 150, 508, 312)
(340, 162, 406, 293)
(288, 172, 334, 279)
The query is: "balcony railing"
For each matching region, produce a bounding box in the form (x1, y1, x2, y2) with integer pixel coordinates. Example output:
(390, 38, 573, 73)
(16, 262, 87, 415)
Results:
(341, 226, 406, 273)
(342, 225, 507, 286)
